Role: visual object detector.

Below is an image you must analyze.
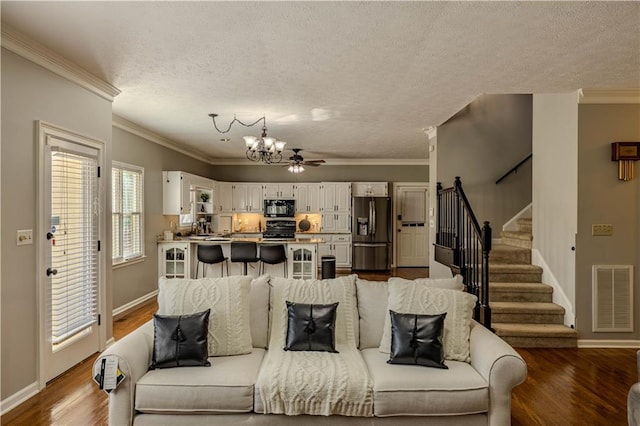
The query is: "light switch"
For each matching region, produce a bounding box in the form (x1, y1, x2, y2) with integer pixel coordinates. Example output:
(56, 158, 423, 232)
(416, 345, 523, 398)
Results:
(17, 229, 33, 246)
(592, 224, 613, 236)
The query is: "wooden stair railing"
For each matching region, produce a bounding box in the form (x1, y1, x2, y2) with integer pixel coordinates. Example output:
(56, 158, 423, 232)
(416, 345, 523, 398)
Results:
(435, 177, 492, 330)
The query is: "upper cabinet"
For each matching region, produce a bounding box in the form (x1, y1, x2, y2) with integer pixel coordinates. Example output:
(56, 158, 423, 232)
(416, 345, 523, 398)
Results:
(320, 182, 351, 213)
(352, 182, 388, 197)
(232, 183, 263, 213)
(162, 171, 192, 215)
(263, 183, 295, 199)
(216, 181, 233, 213)
(294, 183, 321, 213)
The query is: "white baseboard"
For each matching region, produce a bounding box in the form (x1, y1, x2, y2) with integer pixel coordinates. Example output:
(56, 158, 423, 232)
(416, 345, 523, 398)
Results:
(578, 339, 640, 348)
(112, 289, 158, 319)
(105, 337, 115, 349)
(531, 249, 575, 327)
(0, 381, 39, 416)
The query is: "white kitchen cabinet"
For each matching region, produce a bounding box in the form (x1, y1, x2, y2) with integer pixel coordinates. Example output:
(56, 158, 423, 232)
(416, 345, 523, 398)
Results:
(288, 244, 317, 279)
(162, 171, 192, 215)
(294, 183, 321, 213)
(217, 182, 233, 213)
(320, 182, 351, 213)
(231, 183, 262, 212)
(352, 182, 388, 197)
(158, 242, 190, 279)
(263, 183, 295, 199)
(316, 234, 351, 268)
(322, 212, 350, 233)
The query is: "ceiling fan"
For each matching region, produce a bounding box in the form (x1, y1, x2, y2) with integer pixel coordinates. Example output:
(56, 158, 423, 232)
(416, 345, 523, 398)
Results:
(284, 148, 326, 173)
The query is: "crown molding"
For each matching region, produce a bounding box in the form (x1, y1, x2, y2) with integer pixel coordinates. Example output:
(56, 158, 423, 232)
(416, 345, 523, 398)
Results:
(210, 158, 429, 166)
(1, 25, 121, 102)
(578, 88, 640, 104)
(112, 115, 217, 164)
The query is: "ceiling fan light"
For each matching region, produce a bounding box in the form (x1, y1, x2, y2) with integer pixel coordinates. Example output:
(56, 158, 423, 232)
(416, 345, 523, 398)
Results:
(288, 165, 294, 173)
(299, 165, 305, 173)
(244, 136, 257, 148)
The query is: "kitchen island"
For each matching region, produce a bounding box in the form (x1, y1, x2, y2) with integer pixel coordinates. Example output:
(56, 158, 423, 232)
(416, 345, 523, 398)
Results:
(158, 237, 323, 280)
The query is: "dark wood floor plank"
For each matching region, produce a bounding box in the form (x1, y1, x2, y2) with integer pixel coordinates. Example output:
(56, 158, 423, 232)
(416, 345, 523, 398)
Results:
(2, 269, 637, 425)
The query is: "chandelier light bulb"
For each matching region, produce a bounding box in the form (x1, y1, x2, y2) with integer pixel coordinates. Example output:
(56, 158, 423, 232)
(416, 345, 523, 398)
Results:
(244, 136, 257, 148)
(275, 141, 286, 152)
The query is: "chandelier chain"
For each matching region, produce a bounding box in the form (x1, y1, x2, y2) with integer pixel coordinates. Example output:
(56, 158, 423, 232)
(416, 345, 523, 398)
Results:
(209, 114, 266, 134)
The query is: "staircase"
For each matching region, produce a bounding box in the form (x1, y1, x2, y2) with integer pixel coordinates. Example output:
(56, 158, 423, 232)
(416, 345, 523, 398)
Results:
(490, 218, 577, 348)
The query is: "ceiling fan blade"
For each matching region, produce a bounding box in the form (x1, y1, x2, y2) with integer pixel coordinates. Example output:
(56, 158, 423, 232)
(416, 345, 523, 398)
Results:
(302, 162, 322, 167)
(304, 160, 326, 164)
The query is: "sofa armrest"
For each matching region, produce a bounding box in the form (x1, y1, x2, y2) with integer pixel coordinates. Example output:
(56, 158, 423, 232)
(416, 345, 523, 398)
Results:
(469, 321, 527, 426)
(94, 320, 154, 426)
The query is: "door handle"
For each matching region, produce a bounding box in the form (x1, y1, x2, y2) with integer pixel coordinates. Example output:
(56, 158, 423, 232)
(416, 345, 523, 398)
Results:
(46, 267, 58, 276)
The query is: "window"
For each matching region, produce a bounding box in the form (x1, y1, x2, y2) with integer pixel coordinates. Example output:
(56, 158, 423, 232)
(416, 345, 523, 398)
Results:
(179, 190, 195, 228)
(112, 162, 144, 264)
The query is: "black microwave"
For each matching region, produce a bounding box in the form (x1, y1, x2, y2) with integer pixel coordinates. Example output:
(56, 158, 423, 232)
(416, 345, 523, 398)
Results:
(263, 199, 295, 217)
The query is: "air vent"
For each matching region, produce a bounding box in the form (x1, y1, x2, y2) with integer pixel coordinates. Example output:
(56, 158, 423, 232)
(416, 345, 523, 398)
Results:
(592, 265, 633, 332)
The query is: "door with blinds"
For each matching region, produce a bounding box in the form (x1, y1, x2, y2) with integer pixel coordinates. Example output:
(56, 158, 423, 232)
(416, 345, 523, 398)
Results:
(42, 128, 102, 383)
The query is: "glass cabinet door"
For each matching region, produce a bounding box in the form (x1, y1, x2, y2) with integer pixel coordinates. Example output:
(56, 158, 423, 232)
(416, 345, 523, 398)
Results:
(288, 245, 316, 280)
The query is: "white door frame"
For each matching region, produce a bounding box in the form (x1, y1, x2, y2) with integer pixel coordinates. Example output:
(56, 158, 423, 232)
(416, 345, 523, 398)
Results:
(36, 121, 107, 389)
(392, 182, 429, 268)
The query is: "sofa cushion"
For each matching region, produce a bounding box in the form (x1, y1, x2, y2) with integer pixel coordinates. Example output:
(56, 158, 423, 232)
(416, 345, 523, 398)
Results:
(250, 275, 270, 349)
(356, 278, 388, 349)
(158, 276, 253, 356)
(380, 280, 477, 362)
(136, 348, 265, 414)
(361, 348, 488, 417)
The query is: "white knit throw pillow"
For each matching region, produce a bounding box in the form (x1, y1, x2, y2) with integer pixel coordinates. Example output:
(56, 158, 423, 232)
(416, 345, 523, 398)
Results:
(158, 276, 253, 356)
(379, 279, 477, 362)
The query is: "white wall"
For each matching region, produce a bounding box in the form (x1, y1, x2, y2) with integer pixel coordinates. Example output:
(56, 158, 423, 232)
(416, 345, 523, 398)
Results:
(427, 129, 452, 277)
(532, 93, 578, 325)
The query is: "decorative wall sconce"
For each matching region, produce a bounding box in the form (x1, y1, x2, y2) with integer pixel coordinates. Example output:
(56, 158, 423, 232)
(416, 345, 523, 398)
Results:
(612, 142, 640, 181)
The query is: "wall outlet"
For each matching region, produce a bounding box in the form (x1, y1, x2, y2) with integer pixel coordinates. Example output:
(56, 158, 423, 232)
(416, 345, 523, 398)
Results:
(592, 224, 613, 236)
(17, 229, 33, 246)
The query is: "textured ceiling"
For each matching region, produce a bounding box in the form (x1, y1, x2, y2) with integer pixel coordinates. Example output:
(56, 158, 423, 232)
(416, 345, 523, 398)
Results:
(2, 1, 639, 163)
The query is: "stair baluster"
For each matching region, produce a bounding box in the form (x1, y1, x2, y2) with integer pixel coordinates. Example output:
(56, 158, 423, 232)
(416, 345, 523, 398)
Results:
(434, 177, 492, 330)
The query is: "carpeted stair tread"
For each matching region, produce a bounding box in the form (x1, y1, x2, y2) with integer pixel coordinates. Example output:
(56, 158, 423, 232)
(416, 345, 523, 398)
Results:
(490, 282, 553, 293)
(489, 264, 542, 273)
(516, 218, 532, 233)
(492, 322, 577, 337)
(501, 230, 533, 241)
(490, 244, 532, 264)
(490, 282, 553, 302)
(491, 301, 565, 314)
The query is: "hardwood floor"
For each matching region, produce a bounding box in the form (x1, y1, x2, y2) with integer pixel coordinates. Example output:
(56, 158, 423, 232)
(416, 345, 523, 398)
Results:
(2, 269, 636, 425)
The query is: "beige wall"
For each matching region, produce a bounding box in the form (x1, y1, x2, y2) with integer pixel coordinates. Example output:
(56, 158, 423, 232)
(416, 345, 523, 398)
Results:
(437, 94, 533, 231)
(1, 49, 113, 399)
(576, 103, 640, 339)
(111, 127, 214, 309)
(532, 93, 579, 326)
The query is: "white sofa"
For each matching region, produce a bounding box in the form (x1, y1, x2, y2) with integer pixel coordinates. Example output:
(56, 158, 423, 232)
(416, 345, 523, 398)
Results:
(96, 276, 527, 426)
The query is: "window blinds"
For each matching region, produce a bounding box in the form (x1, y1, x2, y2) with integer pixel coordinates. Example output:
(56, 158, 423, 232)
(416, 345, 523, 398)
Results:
(50, 150, 98, 345)
(112, 163, 143, 263)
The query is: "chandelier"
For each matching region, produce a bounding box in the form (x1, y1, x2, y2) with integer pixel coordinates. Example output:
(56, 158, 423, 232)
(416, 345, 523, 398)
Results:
(209, 114, 286, 164)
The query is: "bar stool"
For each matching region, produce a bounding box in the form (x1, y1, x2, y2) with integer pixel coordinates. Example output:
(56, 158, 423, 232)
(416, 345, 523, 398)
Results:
(196, 245, 228, 278)
(259, 244, 288, 277)
(230, 241, 258, 275)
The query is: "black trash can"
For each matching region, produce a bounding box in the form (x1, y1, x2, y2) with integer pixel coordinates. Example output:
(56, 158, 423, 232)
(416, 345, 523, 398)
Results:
(321, 255, 336, 279)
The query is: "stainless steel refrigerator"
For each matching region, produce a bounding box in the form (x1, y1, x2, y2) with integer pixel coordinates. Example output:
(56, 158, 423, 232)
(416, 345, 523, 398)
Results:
(352, 196, 392, 271)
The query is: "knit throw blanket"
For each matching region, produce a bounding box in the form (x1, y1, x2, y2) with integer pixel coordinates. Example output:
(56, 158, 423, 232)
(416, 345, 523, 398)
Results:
(257, 275, 373, 417)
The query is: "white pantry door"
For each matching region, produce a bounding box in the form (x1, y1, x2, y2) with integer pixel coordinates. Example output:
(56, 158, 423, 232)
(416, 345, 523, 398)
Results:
(396, 186, 429, 267)
(41, 128, 103, 384)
